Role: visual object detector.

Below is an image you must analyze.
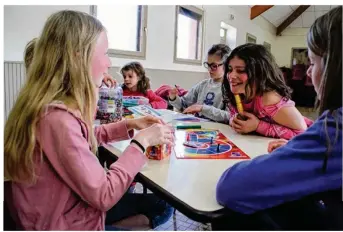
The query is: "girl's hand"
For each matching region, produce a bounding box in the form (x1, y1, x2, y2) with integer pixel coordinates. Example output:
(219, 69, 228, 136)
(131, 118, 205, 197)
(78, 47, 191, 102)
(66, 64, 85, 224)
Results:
(102, 73, 117, 88)
(268, 139, 288, 153)
(133, 124, 175, 150)
(168, 88, 178, 100)
(232, 111, 260, 134)
(127, 115, 164, 131)
(183, 104, 203, 114)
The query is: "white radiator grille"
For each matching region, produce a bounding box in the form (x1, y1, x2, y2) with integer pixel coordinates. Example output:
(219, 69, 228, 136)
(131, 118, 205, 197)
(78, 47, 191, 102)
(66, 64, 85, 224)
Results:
(4, 62, 26, 121)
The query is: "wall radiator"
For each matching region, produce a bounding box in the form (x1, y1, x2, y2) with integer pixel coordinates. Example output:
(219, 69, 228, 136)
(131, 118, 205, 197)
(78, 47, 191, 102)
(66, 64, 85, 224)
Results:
(4, 62, 26, 121)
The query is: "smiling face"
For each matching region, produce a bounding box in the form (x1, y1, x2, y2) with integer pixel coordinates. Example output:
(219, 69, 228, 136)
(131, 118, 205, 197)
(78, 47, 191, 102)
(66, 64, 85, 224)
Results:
(227, 56, 249, 95)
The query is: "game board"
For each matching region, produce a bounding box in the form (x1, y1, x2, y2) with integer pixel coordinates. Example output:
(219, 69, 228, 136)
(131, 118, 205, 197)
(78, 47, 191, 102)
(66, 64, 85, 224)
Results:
(174, 129, 250, 159)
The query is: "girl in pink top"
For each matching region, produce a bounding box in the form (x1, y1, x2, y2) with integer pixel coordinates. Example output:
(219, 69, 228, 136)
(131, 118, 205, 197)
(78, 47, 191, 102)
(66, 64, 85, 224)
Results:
(4, 10, 174, 230)
(222, 44, 313, 140)
(121, 62, 168, 109)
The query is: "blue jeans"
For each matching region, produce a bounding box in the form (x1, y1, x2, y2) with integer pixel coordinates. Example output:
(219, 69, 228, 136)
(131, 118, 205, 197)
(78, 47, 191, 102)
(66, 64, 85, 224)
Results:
(105, 192, 173, 230)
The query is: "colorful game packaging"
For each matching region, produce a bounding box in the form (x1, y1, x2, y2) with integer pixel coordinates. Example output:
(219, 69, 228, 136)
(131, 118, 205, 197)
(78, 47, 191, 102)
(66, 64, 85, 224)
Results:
(96, 86, 123, 124)
(146, 144, 172, 160)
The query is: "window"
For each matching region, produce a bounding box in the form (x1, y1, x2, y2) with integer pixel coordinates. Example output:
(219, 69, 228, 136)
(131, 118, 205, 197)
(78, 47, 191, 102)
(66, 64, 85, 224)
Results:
(263, 41, 271, 52)
(174, 5, 204, 65)
(90, 5, 147, 58)
(246, 33, 257, 44)
(220, 22, 237, 49)
(220, 28, 227, 44)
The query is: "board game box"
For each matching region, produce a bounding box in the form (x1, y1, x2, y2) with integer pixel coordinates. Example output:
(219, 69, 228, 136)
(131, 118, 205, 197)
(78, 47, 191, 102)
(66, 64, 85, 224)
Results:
(146, 144, 172, 160)
(174, 129, 250, 159)
(127, 105, 162, 117)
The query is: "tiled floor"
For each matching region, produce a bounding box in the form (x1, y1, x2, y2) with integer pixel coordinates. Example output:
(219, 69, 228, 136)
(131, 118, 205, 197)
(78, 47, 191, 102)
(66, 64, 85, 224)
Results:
(133, 183, 211, 231)
(154, 211, 211, 231)
(136, 107, 316, 231)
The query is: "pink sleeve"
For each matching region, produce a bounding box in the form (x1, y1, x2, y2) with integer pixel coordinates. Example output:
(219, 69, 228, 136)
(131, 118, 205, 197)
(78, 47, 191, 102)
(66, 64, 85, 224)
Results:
(255, 97, 313, 139)
(37, 110, 147, 212)
(256, 120, 306, 140)
(95, 120, 134, 144)
(228, 103, 238, 126)
(146, 90, 168, 109)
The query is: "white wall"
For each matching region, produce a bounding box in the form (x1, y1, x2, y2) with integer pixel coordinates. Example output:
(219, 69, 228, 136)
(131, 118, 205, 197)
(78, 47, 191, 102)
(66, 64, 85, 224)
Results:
(4, 5, 278, 72)
(274, 28, 309, 68)
(226, 6, 276, 48)
(4, 5, 90, 62)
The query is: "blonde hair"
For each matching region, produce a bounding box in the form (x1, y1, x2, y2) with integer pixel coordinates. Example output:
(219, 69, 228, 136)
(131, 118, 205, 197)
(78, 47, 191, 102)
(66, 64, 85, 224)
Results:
(24, 38, 37, 70)
(5, 10, 105, 183)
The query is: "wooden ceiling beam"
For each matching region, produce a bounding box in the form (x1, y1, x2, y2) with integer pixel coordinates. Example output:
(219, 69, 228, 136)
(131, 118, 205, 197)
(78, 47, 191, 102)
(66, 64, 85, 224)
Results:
(250, 5, 274, 20)
(276, 5, 310, 36)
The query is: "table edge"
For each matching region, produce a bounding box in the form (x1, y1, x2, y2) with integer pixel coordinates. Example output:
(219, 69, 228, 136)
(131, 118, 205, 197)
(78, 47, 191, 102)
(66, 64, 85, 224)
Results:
(101, 145, 229, 223)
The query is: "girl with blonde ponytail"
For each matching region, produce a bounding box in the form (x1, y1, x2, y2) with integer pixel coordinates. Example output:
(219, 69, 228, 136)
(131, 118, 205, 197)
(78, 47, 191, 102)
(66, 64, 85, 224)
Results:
(5, 10, 174, 230)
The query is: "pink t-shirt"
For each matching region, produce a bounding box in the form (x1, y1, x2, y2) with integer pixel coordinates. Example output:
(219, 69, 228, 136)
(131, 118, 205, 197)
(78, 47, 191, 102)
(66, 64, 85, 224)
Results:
(6, 103, 147, 230)
(228, 95, 314, 140)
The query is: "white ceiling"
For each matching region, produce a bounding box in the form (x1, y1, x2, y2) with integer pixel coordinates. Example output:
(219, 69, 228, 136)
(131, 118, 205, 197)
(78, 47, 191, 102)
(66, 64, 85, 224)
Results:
(259, 5, 338, 28)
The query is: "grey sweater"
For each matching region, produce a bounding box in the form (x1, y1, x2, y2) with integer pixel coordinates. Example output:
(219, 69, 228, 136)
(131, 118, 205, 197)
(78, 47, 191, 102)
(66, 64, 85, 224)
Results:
(169, 78, 229, 122)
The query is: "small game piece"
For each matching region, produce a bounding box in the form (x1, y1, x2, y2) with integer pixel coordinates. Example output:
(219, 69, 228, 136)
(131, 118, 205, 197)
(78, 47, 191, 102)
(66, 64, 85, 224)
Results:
(186, 134, 190, 141)
(217, 144, 220, 152)
(210, 137, 213, 144)
(176, 125, 202, 130)
(234, 94, 247, 121)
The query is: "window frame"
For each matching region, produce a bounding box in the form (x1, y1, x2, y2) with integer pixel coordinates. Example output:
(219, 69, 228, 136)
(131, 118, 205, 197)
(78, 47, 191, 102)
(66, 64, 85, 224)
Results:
(90, 5, 148, 59)
(246, 33, 257, 44)
(173, 5, 204, 66)
(263, 41, 271, 52)
(220, 27, 228, 44)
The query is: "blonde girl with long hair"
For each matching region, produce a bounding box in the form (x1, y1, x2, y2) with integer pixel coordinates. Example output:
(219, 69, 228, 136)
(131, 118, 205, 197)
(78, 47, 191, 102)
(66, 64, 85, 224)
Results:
(5, 10, 174, 230)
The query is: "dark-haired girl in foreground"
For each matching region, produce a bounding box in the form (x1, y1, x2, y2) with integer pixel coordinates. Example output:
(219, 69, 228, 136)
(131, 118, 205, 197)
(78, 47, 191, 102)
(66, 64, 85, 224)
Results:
(216, 6, 342, 215)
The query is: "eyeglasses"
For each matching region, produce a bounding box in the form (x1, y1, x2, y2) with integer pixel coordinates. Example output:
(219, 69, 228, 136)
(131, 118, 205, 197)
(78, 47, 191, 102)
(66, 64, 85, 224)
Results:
(203, 62, 223, 70)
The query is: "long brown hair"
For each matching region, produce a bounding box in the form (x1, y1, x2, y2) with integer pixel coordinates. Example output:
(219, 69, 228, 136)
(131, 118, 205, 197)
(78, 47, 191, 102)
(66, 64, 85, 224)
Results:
(121, 62, 151, 95)
(5, 10, 105, 183)
(222, 43, 292, 106)
(307, 6, 342, 172)
(307, 6, 342, 115)
(24, 38, 38, 70)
